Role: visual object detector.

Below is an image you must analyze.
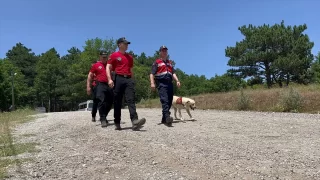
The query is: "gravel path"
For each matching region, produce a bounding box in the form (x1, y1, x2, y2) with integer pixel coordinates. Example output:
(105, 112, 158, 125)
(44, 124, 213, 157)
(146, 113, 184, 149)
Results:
(4, 108, 320, 180)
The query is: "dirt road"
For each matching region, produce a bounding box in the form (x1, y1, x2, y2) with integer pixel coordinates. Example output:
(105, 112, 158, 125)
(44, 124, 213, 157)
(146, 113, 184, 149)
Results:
(5, 109, 320, 180)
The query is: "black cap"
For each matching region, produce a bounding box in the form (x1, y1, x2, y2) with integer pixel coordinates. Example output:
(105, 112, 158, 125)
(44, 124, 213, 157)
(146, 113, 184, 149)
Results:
(159, 45, 168, 51)
(99, 50, 108, 56)
(117, 37, 131, 45)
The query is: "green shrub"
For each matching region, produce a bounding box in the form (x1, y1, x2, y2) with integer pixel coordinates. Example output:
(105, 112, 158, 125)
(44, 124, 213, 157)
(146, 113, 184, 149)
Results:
(237, 88, 250, 110)
(280, 87, 303, 112)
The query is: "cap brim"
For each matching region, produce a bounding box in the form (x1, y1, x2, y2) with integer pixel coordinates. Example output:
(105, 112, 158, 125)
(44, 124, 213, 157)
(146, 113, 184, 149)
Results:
(118, 40, 131, 44)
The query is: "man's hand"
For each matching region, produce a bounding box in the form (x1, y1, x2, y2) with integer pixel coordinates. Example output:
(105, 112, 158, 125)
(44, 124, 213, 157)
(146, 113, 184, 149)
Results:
(176, 81, 181, 88)
(87, 87, 91, 95)
(151, 83, 156, 91)
(108, 80, 114, 88)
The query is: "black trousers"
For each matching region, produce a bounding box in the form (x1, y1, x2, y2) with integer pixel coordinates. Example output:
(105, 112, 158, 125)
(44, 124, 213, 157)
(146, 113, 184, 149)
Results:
(157, 81, 174, 122)
(91, 85, 98, 117)
(113, 75, 138, 124)
(95, 82, 114, 120)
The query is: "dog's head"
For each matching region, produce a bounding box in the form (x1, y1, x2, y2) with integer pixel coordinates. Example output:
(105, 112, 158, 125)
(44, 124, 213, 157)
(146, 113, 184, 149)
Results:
(186, 99, 196, 110)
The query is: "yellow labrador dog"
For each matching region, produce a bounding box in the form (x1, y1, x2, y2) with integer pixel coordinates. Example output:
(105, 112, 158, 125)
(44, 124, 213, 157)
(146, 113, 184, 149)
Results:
(172, 95, 196, 122)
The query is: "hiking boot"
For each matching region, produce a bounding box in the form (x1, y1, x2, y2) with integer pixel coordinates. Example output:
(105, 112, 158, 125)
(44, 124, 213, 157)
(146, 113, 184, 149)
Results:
(115, 124, 122, 130)
(165, 116, 173, 127)
(101, 120, 108, 127)
(132, 118, 146, 131)
(92, 117, 96, 122)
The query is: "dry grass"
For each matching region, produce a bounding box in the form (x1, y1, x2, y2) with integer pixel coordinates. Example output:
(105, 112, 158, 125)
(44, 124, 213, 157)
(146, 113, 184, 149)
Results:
(137, 84, 320, 114)
(0, 108, 39, 179)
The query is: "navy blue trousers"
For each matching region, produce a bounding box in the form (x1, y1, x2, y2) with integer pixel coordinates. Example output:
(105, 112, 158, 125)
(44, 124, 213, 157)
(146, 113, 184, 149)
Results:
(157, 82, 173, 123)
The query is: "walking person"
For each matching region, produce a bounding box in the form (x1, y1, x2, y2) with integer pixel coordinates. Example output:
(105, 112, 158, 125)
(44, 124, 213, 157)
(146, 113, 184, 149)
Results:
(150, 45, 181, 126)
(106, 37, 146, 131)
(87, 51, 114, 127)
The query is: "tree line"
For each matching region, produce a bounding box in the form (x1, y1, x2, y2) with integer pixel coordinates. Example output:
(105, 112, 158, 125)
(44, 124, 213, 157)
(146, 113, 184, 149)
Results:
(0, 20, 320, 112)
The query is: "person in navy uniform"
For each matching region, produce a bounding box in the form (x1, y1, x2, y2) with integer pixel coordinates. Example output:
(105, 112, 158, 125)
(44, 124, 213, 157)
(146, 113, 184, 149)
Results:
(106, 37, 146, 131)
(150, 45, 181, 126)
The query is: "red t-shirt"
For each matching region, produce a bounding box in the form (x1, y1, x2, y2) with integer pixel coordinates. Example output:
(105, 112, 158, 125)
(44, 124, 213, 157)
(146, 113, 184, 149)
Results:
(90, 61, 107, 83)
(107, 51, 133, 76)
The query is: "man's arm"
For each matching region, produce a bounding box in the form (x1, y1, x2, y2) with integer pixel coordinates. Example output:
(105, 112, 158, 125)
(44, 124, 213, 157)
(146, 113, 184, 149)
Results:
(173, 73, 179, 82)
(150, 62, 157, 85)
(106, 64, 113, 82)
(150, 74, 155, 85)
(87, 63, 96, 88)
(107, 54, 115, 82)
(87, 72, 93, 89)
(171, 64, 179, 82)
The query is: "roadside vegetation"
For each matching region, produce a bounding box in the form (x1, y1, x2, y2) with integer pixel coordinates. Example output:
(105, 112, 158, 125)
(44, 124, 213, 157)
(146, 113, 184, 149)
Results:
(0, 108, 39, 179)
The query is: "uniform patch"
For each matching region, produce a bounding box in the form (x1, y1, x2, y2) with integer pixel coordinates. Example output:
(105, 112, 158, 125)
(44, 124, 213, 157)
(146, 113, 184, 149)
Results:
(176, 97, 183, 104)
(117, 57, 122, 61)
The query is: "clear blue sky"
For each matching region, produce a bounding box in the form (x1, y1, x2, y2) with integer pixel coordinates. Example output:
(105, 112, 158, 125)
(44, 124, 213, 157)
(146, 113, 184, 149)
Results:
(0, 0, 319, 79)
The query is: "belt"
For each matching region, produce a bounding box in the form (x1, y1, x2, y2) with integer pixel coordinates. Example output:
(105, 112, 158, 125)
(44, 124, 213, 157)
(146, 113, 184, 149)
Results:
(116, 74, 132, 78)
(156, 79, 172, 83)
(97, 81, 108, 84)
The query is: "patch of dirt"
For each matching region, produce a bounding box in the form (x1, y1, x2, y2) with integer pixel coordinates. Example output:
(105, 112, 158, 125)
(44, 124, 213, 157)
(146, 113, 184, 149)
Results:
(4, 109, 320, 180)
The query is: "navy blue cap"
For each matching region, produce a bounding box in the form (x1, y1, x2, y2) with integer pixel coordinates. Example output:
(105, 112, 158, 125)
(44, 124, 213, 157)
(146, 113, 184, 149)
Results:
(117, 37, 131, 44)
(159, 45, 168, 51)
(99, 50, 108, 56)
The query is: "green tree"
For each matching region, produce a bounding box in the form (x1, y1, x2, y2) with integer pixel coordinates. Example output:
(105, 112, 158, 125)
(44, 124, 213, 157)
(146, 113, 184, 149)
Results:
(6, 43, 38, 87)
(34, 48, 63, 112)
(310, 51, 320, 83)
(0, 59, 28, 111)
(225, 20, 314, 88)
(209, 74, 245, 92)
(5, 43, 39, 106)
(57, 47, 82, 110)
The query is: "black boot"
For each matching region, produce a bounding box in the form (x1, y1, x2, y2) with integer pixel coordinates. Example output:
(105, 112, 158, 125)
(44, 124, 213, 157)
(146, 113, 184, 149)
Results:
(165, 116, 173, 127)
(115, 124, 122, 130)
(132, 118, 146, 131)
(100, 117, 108, 127)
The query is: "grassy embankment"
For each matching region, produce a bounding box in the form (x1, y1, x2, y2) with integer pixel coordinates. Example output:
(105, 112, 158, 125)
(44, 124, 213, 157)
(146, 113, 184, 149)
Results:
(138, 84, 320, 114)
(0, 108, 40, 179)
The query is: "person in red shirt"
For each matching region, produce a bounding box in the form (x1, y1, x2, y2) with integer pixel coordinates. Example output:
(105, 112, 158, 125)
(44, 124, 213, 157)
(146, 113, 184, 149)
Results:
(87, 51, 114, 127)
(150, 45, 181, 126)
(106, 37, 146, 131)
